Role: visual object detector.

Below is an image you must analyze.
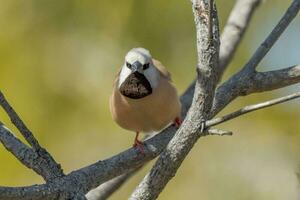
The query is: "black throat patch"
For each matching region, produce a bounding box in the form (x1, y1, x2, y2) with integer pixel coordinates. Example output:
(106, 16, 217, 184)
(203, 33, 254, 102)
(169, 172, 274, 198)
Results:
(119, 72, 152, 99)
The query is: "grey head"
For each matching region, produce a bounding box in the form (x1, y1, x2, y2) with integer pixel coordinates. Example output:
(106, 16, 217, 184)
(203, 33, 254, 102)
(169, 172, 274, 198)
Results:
(118, 48, 160, 99)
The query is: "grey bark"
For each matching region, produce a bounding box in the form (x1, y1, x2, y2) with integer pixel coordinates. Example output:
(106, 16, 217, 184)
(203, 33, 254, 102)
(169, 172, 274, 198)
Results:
(212, 0, 300, 114)
(86, 169, 138, 200)
(212, 64, 300, 117)
(218, 0, 261, 79)
(207, 92, 300, 127)
(129, 1, 220, 199)
(0, 123, 61, 183)
(130, 0, 300, 199)
(0, 92, 64, 182)
(244, 0, 300, 72)
(87, 2, 265, 196)
(0, 0, 300, 199)
(2, 92, 300, 200)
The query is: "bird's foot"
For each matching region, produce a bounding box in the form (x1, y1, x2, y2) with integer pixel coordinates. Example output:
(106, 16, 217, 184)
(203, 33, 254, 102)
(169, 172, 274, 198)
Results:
(133, 139, 145, 153)
(173, 117, 182, 128)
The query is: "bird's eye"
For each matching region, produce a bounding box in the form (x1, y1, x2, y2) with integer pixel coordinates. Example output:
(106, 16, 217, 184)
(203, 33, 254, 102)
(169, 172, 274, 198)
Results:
(143, 63, 150, 70)
(126, 62, 132, 69)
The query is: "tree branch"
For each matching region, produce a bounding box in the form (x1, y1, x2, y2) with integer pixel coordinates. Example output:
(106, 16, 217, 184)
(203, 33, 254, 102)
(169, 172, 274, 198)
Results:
(218, 0, 261, 79)
(3, 91, 298, 200)
(212, 64, 300, 115)
(244, 0, 300, 72)
(0, 123, 59, 181)
(98, 0, 262, 191)
(50, 0, 300, 196)
(2, 63, 298, 199)
(0, 92, 42, 150)
(181, 0, 262, 115)
(1, 0, 300, 199)
(129, 0, 220, 199)
(207, 92, 300, 128)
(0, 184, 56, 200)
(253, 65, 300, 92)
(0, 184, 87, 200)
(128, 1, 300, 198)
(0, 91, 64, 182)
(85, 168, 139, 200)
(0, 122, 49, 178)
(207, 128, 233, 136)
(211, 0, 300, 115)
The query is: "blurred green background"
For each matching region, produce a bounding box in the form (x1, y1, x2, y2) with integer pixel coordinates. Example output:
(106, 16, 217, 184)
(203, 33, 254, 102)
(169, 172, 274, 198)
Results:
(0, 0, 300, 199)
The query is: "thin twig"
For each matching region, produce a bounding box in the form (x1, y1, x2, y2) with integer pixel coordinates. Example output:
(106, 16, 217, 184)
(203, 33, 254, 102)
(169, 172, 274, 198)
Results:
(207, 92, 300, 128)
(0, 91, 42, 150)
(244, 0, 300, 71)
(207, 128, 233, 136)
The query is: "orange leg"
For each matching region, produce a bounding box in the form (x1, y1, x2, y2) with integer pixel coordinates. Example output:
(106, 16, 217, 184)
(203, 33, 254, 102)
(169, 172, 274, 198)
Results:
(173, 117, 182, 128)
(133, 131, 144, 153)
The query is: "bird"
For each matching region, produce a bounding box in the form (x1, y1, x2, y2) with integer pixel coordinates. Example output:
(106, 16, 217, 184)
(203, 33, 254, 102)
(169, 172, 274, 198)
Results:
(109, 47, 181, 152)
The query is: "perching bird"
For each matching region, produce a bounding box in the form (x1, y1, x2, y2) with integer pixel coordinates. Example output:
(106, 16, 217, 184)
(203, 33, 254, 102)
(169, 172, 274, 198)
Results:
(109, 48, 181, 152)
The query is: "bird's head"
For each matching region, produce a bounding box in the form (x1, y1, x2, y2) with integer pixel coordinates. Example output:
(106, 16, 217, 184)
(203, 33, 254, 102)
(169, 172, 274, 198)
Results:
(118, 48, 160, 99)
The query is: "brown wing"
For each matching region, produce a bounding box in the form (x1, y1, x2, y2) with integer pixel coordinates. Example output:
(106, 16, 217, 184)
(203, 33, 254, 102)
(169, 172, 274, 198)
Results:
(152, 59, 172, 81)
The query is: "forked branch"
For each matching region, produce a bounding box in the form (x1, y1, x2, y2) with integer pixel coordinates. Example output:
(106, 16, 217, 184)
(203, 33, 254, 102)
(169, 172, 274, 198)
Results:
(0, 91, 64, 182)
(0, 0, 300, 199)
(129, 0, 220, 198)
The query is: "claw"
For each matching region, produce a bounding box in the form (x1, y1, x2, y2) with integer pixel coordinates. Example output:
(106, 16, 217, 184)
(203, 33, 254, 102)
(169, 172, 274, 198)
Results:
(133, 132, 145, 153)
(133, 140, 144, 153)
(173, 117, 182, 128)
